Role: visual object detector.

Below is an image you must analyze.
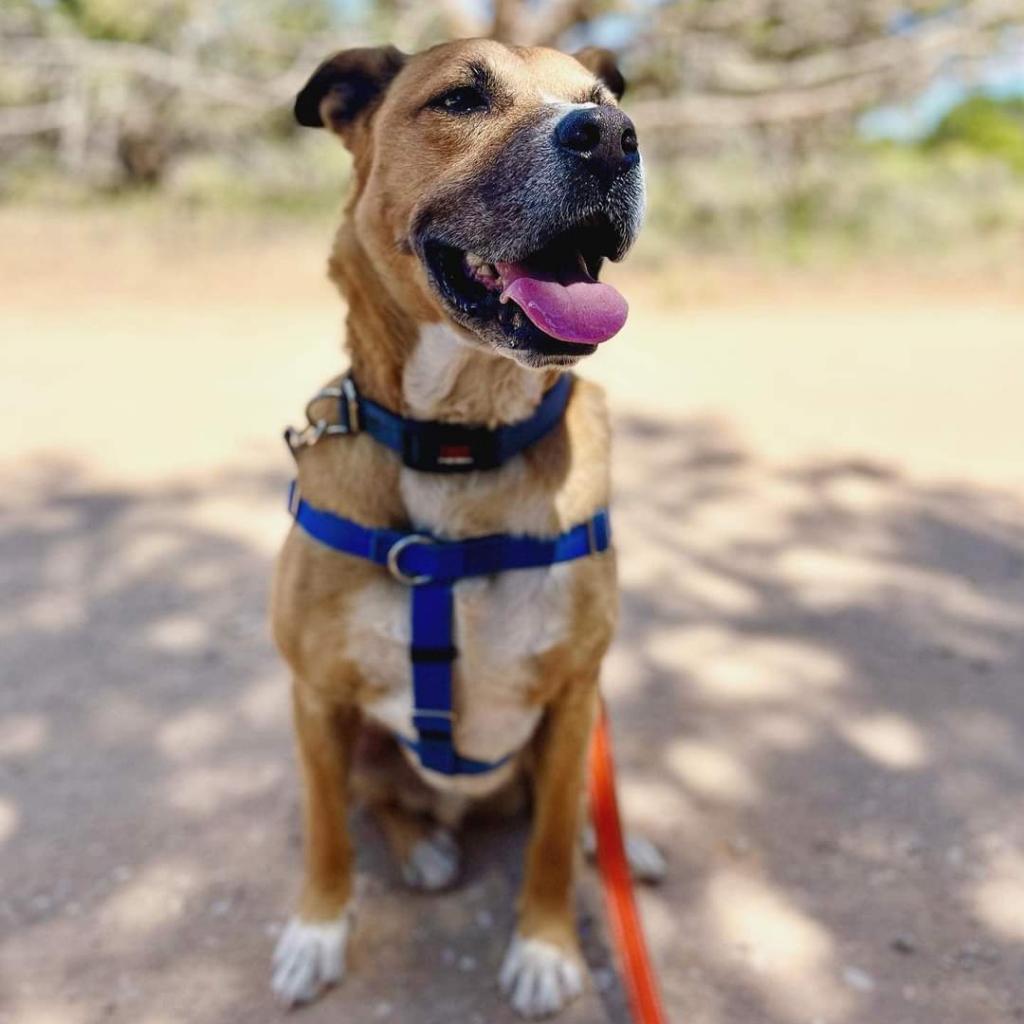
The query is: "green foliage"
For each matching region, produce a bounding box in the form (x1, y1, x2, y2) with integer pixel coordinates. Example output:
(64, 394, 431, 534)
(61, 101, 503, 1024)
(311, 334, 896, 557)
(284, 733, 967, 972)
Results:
(56, 0, 196, 43)
(51, 0, 335, 47)
(924, 96, 1024, 172)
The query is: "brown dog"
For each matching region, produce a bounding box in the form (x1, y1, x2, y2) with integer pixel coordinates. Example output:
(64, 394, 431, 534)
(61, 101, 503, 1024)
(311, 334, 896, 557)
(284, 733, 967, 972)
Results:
(271, 38, 648, 1018)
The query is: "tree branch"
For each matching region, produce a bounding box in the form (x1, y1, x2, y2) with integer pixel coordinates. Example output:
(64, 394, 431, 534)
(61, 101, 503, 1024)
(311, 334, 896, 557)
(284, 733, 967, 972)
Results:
(0, 101, 67, 137)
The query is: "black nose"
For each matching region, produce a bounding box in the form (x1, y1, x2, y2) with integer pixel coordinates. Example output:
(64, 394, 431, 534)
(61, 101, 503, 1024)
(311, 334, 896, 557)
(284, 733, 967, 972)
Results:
(555, 106, 639, 178)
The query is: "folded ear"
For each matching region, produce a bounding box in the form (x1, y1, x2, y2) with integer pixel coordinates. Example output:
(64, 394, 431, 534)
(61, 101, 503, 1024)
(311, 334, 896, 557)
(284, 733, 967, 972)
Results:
(572, 47, 626, 101)
(294, 45, 406, 145)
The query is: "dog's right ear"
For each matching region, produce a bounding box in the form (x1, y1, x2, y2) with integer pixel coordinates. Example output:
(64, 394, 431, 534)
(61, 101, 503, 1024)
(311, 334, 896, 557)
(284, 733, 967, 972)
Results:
(294, 45, 406, 146)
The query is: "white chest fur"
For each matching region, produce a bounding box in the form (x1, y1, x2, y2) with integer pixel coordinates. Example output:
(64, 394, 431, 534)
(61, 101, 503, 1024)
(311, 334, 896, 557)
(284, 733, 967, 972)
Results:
(343, 326, 575, 794)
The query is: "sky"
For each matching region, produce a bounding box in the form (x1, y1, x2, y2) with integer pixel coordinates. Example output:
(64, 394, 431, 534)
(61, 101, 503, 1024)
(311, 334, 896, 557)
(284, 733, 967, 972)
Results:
(862, 28, 1024, 140)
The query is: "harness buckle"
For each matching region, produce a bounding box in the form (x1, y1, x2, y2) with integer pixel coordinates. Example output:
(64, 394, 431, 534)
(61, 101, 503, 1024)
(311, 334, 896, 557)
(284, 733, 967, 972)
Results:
(387, 534, 436, 586)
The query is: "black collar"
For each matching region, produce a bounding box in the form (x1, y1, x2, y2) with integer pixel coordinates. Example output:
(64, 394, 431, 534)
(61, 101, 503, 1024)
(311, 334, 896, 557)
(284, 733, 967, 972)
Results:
(286, 373, 573, 474)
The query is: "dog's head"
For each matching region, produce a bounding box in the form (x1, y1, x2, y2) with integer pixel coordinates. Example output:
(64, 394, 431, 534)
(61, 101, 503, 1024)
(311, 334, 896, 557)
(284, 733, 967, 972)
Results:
(296, 39, 644, 369)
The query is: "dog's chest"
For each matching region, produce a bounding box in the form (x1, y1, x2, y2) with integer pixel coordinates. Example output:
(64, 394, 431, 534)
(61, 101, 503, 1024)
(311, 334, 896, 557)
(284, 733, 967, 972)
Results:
(343, 325, 575, 791)
(344, 561, 573, 787)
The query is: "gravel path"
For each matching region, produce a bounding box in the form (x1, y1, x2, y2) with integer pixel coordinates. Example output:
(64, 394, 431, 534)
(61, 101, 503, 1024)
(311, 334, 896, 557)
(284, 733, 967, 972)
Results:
(2, 211, 1023, 1024)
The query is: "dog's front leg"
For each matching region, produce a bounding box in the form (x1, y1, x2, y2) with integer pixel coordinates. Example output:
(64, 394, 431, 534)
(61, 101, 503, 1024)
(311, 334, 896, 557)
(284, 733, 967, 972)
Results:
(501, 673, 598, 1019)
(272, 681, 359, 1007)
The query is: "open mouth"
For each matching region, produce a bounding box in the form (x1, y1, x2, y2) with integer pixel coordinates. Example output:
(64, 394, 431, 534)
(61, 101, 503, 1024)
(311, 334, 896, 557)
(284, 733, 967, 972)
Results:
(421, 214, 630, 361)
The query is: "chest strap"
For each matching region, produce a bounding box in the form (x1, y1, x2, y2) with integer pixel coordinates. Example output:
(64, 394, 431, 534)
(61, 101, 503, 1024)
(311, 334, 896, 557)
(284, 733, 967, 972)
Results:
(288, 373, 573, 474)
(288, 482, 611, 776)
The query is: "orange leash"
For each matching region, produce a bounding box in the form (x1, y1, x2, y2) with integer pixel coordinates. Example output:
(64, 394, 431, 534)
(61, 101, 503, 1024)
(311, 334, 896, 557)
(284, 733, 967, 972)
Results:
(588, 699, 668, 1024)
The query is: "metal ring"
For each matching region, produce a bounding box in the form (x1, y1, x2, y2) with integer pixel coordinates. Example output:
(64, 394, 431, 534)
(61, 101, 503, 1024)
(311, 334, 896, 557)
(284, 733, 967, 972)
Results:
(387, 534, 435, 586)
(304, 389, 343, 431)
(341, 376, 361, 434)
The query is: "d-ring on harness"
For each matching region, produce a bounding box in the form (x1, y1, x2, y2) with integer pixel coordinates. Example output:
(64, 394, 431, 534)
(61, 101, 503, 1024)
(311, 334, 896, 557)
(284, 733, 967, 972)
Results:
(284, 373, 611, 777)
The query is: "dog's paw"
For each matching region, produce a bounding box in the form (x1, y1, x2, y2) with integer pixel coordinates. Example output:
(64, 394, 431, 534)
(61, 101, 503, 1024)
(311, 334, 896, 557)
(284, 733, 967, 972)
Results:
(622, 834, 668, 884)
(499, 934, 584, 1019)
(581, 825, 667, 885)
(271, 914, 350, 1007)
(402, 828, 461, 892)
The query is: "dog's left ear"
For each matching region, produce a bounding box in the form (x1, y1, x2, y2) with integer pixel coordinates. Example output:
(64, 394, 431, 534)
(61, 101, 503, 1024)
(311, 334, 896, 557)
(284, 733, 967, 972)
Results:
(573, 47, 626, 101)
(294, 45, 406, 145)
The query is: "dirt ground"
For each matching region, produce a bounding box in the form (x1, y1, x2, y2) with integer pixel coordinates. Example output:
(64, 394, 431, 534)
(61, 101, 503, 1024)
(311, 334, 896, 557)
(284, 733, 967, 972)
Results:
(2, 208, 1023, 1024)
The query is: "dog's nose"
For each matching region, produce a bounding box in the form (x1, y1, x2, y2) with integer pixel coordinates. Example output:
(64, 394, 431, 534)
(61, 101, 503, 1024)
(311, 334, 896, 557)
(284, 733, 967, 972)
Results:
(555, 107, 639, 178)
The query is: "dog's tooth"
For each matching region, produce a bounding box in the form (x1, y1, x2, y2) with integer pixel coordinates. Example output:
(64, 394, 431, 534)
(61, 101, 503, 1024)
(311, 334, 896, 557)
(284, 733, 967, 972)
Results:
(465, 252, 484, 269)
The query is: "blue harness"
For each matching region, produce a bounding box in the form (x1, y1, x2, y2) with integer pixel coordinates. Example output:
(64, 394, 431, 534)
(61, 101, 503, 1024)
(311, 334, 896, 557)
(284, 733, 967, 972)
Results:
(287, 372, 573, 474)
(285, 374, 611, 777)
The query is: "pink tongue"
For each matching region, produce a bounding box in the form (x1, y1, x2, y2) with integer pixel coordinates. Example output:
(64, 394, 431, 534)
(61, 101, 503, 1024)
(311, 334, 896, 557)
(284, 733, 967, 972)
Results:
(496, 260, 628, 345)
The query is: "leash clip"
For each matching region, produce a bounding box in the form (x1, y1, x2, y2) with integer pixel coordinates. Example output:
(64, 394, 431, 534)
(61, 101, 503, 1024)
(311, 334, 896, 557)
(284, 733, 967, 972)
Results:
(284, 376, 363, 454)
(387, 534, 436, 586)
(304, 378, 360, 436)
(283, 419, 328, 453)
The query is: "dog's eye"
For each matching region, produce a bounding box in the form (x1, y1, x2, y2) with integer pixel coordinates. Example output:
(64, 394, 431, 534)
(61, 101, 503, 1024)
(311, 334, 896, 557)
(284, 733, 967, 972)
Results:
(431, 86, 488, 115)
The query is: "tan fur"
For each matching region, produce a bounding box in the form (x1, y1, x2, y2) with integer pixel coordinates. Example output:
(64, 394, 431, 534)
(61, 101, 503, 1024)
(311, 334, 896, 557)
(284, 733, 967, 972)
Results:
(271, 39, 625, 1014)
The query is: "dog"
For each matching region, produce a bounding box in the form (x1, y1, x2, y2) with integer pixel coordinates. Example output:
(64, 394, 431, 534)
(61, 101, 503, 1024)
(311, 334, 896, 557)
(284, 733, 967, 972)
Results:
(270, 38, 652, 1019)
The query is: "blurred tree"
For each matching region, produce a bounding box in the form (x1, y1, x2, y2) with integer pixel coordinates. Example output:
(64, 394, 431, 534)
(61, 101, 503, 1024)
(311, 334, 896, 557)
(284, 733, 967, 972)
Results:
(429, 1, 1024, 161)
(625, 1, 1024, 130)
(925, 95, 1024, 170)
(1, 0, 1023, 191)
(0, 0, 341, 187)
(54, 0, 197, 44)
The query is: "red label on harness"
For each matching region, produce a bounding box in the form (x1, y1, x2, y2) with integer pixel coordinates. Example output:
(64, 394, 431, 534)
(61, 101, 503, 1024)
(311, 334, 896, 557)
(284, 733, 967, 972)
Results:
(438, 445, 474, 466)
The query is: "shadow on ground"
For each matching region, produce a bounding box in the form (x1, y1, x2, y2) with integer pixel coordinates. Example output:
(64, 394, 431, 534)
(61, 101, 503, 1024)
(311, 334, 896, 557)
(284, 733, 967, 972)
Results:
(1, 412, 1022, 1024)
(609, 414, 1024, 1024)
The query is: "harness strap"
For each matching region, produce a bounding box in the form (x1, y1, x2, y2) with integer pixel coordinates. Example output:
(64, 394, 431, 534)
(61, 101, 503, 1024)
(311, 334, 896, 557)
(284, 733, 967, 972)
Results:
(289, 483, 610, 585)
(288, 482, 612, 776)
(329, 373, 573, 473)
(403, 582, 510, 775)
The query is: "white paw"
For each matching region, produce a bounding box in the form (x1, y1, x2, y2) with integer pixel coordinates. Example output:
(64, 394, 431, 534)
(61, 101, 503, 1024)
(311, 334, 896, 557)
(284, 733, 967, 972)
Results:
(402, 828, 460, 892)
(271, 913, 350, 1007)
(499, 934, 584, 1019)
(581, 825, 667, 885)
